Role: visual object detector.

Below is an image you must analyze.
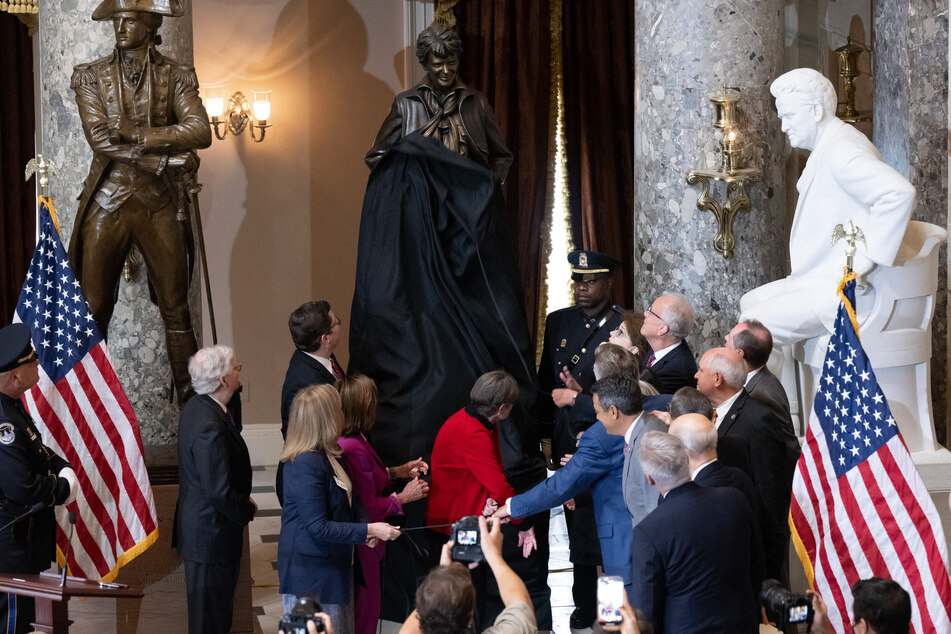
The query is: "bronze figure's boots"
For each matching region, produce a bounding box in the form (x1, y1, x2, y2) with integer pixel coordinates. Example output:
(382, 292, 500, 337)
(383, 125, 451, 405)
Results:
(166, 328, 197, 404)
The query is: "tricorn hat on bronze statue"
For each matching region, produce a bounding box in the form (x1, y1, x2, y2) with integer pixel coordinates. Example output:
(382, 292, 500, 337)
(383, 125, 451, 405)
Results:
(92, 0, 184, 20)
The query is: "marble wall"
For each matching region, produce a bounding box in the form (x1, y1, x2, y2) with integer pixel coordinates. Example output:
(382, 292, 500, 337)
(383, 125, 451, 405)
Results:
(633, 0, 787, 356)
(874, 1, 949, 446)
(38, 2, 200, 448)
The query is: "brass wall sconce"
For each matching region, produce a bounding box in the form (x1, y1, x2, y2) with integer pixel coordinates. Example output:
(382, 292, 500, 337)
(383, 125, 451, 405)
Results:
(685, 85, 760, 259)
(205, 87, 272, 142)
(835, 37, 871, 124)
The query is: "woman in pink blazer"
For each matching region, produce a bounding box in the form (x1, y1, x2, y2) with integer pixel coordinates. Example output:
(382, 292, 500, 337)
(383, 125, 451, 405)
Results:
(337, 374, 429, 634)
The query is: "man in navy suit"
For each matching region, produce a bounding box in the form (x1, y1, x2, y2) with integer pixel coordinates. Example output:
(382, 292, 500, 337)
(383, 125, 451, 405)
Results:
(726, 319, 796, 436)
(174, 345, 256, 634)
(629, 432, 759, 633)
(277, 300, 343, 503)
(639, 294, 697, 394)
(668, 413, 765, 591)
(695, 347, 794, 582)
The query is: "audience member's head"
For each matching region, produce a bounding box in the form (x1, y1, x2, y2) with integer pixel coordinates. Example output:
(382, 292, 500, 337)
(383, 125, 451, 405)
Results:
(416, 22, 463, 67)
(726, 319, 773, 370)
(851, 577, 911, 634)
(592, 373, 643, 418)
(668, 386, 714, 420)
(281, 384, 343, 462)
(415, 562, 476, 634)
(339, 373, 378, 436)
(188, 345, 237, 396)
(607, 309, 649, 356)
(668, 413, 718, 463)
(639, 431, 690, 494)
(288, 300, 339, 355)
(695, 347, 747, 404)
(469, 370, 518, 420)
(594, 343, 640, 380)
(641, 293, 694, 345)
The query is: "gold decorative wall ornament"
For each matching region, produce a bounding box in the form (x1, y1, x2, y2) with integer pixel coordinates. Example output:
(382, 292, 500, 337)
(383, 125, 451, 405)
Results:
(835, 37, 872, 124)
(685, 85, 760, 259)
(204, 88, 272, 143)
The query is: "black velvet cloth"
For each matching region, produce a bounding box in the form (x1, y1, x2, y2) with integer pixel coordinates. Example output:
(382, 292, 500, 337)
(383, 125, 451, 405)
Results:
(349, 133, 547, 620)
(350, 132, 542, 483)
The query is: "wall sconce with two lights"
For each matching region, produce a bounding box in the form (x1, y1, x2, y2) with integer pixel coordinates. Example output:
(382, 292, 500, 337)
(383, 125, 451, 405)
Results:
(204, 87, 272, 143)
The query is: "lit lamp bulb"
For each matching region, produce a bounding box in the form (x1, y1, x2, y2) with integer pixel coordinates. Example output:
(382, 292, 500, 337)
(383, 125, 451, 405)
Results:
(205, 85, 225, 120)
(720, 128, 741, 174)
(251, 90, 271, 124)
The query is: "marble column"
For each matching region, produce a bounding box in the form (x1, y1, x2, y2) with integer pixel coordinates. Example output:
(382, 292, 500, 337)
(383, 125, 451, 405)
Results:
(874, 1, 949, 447)
(633, 0, 787, 355)
(38, 2, 200, 452)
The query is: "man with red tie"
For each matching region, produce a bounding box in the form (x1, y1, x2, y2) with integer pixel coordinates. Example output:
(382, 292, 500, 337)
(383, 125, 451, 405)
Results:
(639, 294, 698, 395)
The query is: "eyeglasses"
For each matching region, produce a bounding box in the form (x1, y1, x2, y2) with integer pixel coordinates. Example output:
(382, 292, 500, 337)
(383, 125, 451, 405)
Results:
(645, 306, 666, 324)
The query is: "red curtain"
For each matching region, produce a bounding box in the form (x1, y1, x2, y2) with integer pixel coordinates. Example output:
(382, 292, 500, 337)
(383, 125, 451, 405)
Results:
(563, 0, 636, 309)
(454, 1, 552, 340)
(0, 14, 36, 321)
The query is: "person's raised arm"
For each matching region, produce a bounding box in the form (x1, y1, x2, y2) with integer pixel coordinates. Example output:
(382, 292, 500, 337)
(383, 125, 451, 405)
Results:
(480, 516, 531, 608)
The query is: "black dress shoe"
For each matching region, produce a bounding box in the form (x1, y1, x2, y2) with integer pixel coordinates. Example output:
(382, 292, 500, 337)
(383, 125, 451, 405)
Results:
(569, 608, 594, 629)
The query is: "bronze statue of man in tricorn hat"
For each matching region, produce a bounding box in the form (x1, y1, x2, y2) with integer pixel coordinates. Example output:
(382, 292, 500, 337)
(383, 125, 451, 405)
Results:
(70, 0, 211, 403)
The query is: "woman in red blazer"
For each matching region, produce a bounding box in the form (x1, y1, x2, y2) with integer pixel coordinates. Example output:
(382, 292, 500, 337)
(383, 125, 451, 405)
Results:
(338, 374, 429, 634)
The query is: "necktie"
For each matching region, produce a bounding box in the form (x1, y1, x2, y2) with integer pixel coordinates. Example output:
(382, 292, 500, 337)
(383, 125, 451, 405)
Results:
(711, 410, 718, 425)
(646, 352, 656, 367)
(331, 358, 344, 381)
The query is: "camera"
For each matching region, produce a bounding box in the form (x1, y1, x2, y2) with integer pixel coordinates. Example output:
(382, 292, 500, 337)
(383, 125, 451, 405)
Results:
(279, 596, 325, 633)
(760, 579, 814, 629)
(450, 515, 482, 563)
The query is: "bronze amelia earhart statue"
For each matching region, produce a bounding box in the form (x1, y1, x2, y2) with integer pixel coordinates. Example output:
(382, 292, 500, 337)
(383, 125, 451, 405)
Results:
(69, 0, 211, 403)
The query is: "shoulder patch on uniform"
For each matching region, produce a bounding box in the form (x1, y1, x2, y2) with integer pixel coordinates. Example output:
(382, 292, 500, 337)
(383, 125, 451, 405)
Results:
(169, 66, 199, 88)
(70, 66, 98, 89)
(0, 422, 15, 445)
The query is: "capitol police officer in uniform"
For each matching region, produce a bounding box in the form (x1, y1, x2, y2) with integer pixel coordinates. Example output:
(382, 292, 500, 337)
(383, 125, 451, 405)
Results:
(0, 324, 77, 634)
(537, 250, 622, 629)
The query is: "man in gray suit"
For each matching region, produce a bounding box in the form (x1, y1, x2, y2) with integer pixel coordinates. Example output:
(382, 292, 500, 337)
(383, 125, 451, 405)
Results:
(726, 319, 794, 435)
(591, 374, 666, 527)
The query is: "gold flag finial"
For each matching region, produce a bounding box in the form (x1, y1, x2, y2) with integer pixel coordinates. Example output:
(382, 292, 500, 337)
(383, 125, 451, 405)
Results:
(25, 154, 60, 199)
(831, 219, 867, 273)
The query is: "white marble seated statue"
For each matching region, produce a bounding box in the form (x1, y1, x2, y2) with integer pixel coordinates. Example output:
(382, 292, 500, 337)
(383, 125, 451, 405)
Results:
(740, 68, 915, 375)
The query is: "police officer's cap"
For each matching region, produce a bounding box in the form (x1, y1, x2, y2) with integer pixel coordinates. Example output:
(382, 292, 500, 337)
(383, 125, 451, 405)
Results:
(0, 324, 38, 374)
(92, 0, 184, 20)
(568, 250, 620, 282)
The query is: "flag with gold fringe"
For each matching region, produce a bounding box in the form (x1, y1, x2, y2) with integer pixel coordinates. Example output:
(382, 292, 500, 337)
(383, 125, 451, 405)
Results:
(789, 270, 951, 632)
(13, 197, 158, 581)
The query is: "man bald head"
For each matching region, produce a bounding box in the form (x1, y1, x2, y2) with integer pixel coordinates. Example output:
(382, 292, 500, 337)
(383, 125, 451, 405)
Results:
(668, 413, 718, 472)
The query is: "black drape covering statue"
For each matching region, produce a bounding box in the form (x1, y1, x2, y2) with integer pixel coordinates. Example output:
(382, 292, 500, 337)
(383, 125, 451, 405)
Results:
(351, 23, 549, 628)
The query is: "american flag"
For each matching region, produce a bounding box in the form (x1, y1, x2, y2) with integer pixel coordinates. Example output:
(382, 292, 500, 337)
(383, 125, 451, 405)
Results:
(13, 198, 158, 581)
(789, 273, 951, 633)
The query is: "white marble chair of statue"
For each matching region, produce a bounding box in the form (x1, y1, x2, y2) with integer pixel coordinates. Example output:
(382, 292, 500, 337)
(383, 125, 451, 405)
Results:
(737, 68, 945, 454)
(792, 221, 947, 454)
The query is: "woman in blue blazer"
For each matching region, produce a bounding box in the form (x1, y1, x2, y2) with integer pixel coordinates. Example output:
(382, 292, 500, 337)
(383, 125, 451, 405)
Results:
(278, 384, 401, 634)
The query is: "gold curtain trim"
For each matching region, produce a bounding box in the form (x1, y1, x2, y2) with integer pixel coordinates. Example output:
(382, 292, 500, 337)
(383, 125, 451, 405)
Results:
(434, 0, 458, 27)
(536, 0, 573, 365)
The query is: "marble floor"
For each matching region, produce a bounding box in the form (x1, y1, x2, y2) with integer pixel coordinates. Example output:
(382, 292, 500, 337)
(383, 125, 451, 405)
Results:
(250, 465, 588, 634)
